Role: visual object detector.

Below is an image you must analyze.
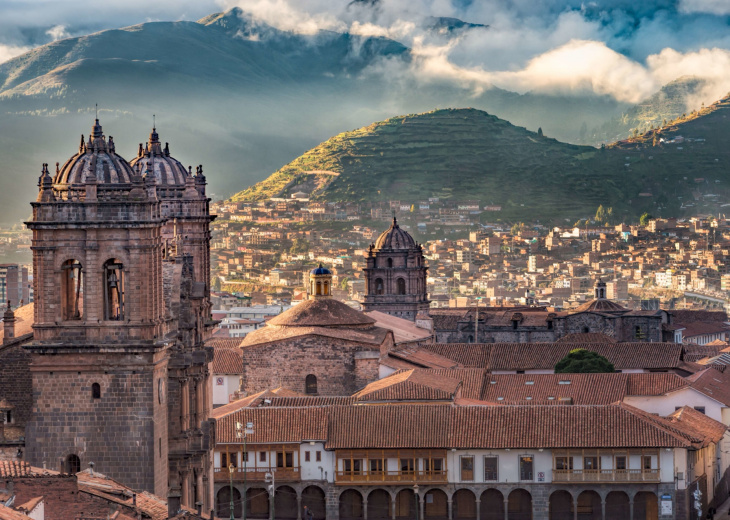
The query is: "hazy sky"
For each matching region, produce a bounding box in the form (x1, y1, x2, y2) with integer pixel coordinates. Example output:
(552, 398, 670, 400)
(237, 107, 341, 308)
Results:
(2, 0, 730, 103)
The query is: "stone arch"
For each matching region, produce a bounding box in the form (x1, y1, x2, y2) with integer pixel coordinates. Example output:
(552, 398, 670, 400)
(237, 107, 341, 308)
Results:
(605, 491, 629, 519)
(507, 489, 532, 520)
(302, 485, 326, 520)
(305, 374, 318, 395)
(549, 490, 572, 520)
(453, 489, 476, 520)
(395, 488, 415, 519)
(480, 489, 504, 520)
(61, 258, 84, 320)
(91, 382, 101, 399)
(633, 491, 658, 520)
(102, 258, 125, 321)
(339, 489, 364, 520)
(375, 278, 384, 295)
(397, 278, 406, 295)
(247, 487, 270, 518)
(65, 453, 81, 475)
(275, 485, 298, 520)
(577, 490, 601, 520)
(216, 486, 242, 518)
(367, 489, 392, 520)
(424, 488, 448, 519)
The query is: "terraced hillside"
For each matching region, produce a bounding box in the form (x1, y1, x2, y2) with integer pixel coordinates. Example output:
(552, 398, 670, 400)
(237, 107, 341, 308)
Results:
(233, 103, 730, 222)
(232, 109, 599, 218)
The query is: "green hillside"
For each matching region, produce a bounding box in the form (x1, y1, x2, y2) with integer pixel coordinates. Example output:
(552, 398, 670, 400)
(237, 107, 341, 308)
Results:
(232, 109, 596, 216)
(232, 103, 730, 222)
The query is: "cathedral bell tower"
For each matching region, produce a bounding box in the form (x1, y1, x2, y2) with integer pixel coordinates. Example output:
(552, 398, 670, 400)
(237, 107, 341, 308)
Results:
(363, 217, 430, 320)
(25, 119, 169, 495)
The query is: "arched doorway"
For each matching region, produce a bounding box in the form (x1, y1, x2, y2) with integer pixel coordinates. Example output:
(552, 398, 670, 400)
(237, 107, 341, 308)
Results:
(302, 486, 326, 520)
(577, 491, 601, 520)
(247, 488, 270, 519)
(368, 489, 392, 520)
(605, 491, 629, 519)
(275, 485, 298, 520)
(340, 489, 364, 520)
(480, 489, 504, 520)
(508, 489, 532, 520)
(216, 486, 242, 518)
(395, 489, 415, 520)
(453, 489, 476, 520)
(424, 489, 448, 520)
(633, 492, 658, 520)
(66, 454, 80, 475)
(549, 491, 572, 520)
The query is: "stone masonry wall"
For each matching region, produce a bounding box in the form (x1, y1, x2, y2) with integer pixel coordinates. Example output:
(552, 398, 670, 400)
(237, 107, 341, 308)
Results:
(242, 337, 381, 396)
(25, 351, 167, 494)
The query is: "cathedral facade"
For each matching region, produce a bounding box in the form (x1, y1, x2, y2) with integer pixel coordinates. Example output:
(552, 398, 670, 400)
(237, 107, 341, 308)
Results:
(23, 120, 215, 512)
(362, 217, 430, 321)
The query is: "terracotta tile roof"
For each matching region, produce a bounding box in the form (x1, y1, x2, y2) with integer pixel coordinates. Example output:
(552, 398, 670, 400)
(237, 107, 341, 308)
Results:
(667, 406, 727, 448)
(212, 348, 242, 374)
(76, 469, 131, 496)
(205, 338, 242, 349)
(418, 342, 684, 371)
(682, 343, 723, 362)
(353, 370, 460, 402)
(425, 368, 488, 400)
(259, 397, 356, 407)
(240, 325, 389, 348)
(14, 496, 43, 515)
(267, 299, 375, 327)
(211, 391, 271, 419)
(0, 461, 58, 478)
(0, 505, 33, 520)
(364, 310, 432, 345)
(217, 407, 329, 444)
(678, 321, 730, 339)
(570, 299, 627, 313)
(671, 310, 727, 323)
(325, 404, 692, 449)
(387, 346, 461, 369)
(686, 368, 730, 406)
(556, 333, 617, 343)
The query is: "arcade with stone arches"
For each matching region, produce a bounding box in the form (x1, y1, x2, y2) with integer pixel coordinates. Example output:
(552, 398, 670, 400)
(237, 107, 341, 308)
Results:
(214, 483, 665, 520)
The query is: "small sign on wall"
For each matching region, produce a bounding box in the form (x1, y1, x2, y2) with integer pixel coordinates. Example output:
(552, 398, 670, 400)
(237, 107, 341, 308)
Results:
(661, 494, 672, 516)
(216, 377, 224, 386)
(537, 472, 545, 482)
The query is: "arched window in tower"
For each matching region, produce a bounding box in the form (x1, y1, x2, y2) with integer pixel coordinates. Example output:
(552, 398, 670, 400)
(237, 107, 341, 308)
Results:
(397, 278, 406, 295)
(316, 281, 322, 296)
(103, 260, 124, 320)
(387, 258, 393, 268)
(66, 454, 80, 475)
(305, 374, 318, 395)
(61, 259, 83, 320)
(323, 281, 329, 296)
(91, 383, 101, 399)
(375, 278, 384, 295)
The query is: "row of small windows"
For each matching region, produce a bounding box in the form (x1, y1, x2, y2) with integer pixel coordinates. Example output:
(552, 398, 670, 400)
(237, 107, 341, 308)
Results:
(61, 259, 124, 321)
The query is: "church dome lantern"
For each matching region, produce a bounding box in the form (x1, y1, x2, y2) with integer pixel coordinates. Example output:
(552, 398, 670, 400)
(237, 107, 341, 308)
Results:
(309, 264, 332, 299)
(374, 217, 417, 250)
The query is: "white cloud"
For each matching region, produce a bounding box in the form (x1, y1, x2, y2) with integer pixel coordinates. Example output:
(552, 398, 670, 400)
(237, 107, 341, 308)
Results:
(46, 25, 70, 41)
(678, 0, 730, 15)
(0, 44, 31, 65)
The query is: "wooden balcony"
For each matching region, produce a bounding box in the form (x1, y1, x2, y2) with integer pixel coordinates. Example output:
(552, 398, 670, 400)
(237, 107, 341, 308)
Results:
(335, 470, 448, 485)
(553, 469, 660, 483)
(213, 466, 300, 483)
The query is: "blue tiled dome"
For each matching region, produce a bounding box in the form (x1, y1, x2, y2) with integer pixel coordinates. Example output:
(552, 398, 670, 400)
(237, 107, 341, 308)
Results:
(310, 264, 331, 275)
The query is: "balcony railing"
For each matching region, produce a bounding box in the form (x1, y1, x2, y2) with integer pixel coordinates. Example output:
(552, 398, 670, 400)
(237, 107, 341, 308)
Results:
(553, 469, 660, 483)
(213, 466, 300, 483)
(335, 470, 448, 485)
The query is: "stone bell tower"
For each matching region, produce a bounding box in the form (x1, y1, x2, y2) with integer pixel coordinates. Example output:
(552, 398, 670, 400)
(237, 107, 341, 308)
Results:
(363, 217, 430, 321)
(25, 119, 170, 495)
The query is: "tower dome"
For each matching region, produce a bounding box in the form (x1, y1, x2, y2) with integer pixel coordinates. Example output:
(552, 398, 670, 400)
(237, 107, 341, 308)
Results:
(309, 264, 333, 299)
(54, 119, 134, 188)
(374, 217, 416, 250)
(129, 126, 189, 188)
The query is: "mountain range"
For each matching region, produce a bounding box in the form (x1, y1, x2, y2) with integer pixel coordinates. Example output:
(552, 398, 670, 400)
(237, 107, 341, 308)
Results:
(0, 7, 719, 223)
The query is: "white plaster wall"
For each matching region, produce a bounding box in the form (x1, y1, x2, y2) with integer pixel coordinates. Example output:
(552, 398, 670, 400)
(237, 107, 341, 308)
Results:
(212, 374, 239, 406)
(300, 442, 334, 483)
(675, 448, 688, 490)
(624, 388, 723, 422)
